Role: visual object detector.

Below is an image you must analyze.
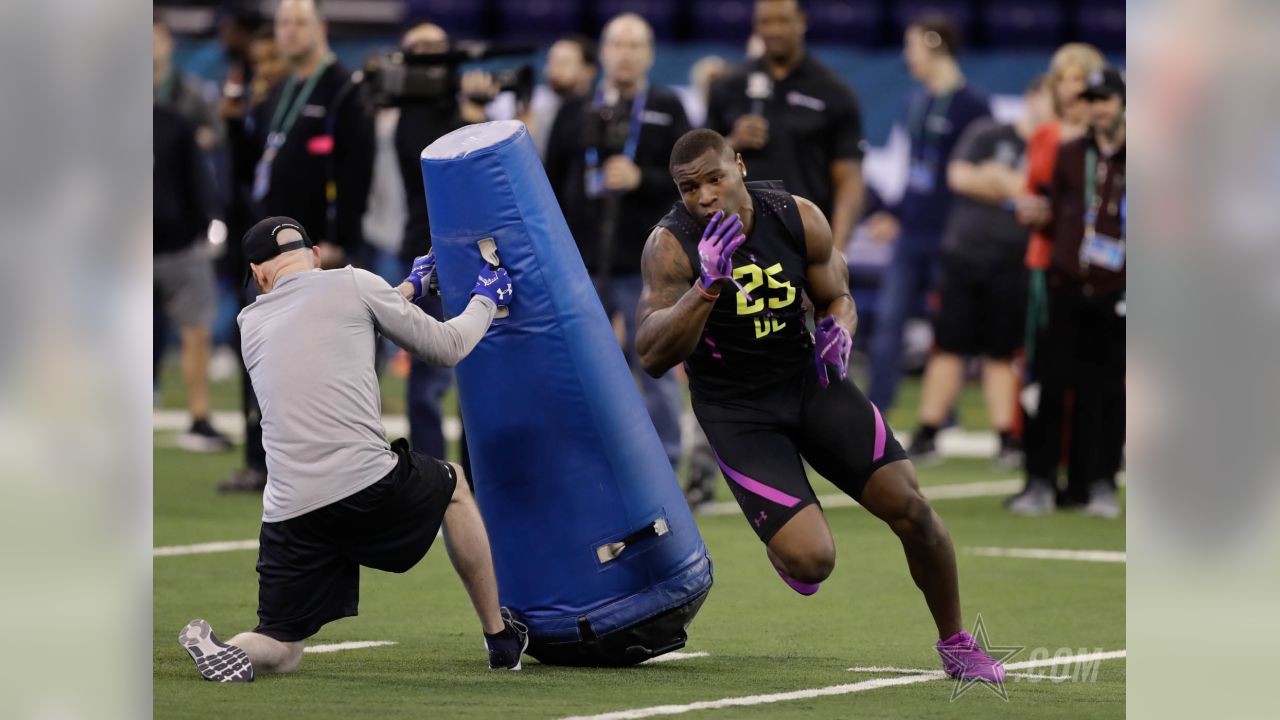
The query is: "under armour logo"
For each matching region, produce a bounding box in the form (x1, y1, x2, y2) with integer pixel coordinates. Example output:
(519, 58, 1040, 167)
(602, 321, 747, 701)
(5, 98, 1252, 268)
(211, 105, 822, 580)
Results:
(753, 511, 768, 527)
(497, 285, 511, 300)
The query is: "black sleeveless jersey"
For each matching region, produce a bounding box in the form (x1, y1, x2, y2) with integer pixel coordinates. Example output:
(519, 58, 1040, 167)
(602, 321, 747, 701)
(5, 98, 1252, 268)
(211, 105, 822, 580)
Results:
(656, 181, 812, 401)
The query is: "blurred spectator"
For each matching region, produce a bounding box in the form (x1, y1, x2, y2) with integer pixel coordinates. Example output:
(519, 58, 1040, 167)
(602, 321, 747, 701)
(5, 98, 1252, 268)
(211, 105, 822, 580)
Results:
(1017, 43, 1106, 269)
(688, 55, 729, 127)
(153, 19, 224, 152)
(706, 0, 867, 248)
(1005, 42, 1105, 513)
(220, 0, 375, 492)
(1008, 67, 1126, 518)
(543, 13, 691, 471)
(907, 75, 1052, 468)
(529, 35, 597, 157)
(248, 28, 287, 106)
(864, 14, 991, 412)
(154, 106, 233, 453)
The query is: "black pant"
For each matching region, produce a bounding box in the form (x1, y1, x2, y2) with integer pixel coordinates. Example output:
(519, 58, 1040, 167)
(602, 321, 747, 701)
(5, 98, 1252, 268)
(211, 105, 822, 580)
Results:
(235, 282, 267, 472)
(1023, 287, 1125, 503)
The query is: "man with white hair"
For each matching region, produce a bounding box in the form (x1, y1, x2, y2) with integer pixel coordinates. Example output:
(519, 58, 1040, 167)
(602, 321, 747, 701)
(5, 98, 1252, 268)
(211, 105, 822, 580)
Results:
(178, 217, 524, 681)
(543, 13, 691, 474)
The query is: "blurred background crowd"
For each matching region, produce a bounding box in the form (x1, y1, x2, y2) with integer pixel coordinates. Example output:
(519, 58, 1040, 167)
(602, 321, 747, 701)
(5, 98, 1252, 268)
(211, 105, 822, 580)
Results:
(153, 0, 1125, 516)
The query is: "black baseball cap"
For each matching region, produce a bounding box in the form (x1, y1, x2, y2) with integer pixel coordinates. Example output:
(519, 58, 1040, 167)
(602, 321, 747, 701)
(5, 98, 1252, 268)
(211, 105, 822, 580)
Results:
(1080, 67, 1125, 102)
(242, 216, 314, 285)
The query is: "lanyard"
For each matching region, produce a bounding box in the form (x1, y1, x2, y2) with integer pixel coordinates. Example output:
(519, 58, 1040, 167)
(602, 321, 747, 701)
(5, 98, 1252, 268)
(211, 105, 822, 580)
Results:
(268, 55, 332, 139)
(1084, 146, 1102, 233)
(584, 85, 648, 170)
(908, 88, 956, 160)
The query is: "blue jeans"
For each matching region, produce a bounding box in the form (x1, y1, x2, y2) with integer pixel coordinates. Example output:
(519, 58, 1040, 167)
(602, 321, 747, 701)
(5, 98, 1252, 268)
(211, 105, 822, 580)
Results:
(867, 242, 941, 411)
(602, 273, 684, 471)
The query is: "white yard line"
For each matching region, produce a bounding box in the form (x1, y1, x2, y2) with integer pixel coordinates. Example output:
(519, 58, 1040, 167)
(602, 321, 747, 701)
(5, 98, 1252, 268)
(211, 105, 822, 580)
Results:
(154, 477, 1033, 558)
(848, 666, 1072, 681)
(153, 539, 258, 557)
(968, 547, 1126, 563)
(154, 410, 995, 459)
(303, 640, 398, 654)
(698, 477, 1023, 516)
(560, 650, 1126, 720)
(152, 409, 449, 443)
(641, 652, 709, 665)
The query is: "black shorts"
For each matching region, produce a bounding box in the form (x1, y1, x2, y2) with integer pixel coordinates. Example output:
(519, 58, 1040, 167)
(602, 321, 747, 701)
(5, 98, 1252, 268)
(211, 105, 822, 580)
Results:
(692, 365, 908, 543)
(253, 439, 457, 642)
(933, 254, 1028, 358)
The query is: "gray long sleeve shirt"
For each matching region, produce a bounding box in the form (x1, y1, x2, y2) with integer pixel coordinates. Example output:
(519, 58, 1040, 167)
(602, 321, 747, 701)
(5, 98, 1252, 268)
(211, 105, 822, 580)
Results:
(238, 267, 495, 521)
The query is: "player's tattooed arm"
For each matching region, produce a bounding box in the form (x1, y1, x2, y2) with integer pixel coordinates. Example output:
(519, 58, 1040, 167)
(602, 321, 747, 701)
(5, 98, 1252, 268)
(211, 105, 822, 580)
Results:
(636, 226, 717, 377)
(797, 195, 858, 337)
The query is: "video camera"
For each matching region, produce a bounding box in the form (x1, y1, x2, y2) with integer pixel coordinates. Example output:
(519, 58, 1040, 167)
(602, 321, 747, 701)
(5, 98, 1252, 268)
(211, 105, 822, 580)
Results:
(358, 41, 535, 108)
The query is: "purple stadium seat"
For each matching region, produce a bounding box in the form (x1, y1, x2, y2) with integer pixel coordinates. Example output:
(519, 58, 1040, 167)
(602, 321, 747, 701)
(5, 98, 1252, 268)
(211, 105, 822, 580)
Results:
(1074, 0, 1125, 52)
(405, 0, 486, 38)
(983, 0, 1065, 49)
(595, 0, 681, 41)
(805, 0, 883, 47)
(889, 1, 976, 44)
(495, 0, 585, 45)
(689, 0, 754, 43)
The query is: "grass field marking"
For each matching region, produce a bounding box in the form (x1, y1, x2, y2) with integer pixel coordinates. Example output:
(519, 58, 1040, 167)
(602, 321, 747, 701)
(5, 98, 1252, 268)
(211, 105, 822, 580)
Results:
(153, 475, 1032, 557)
(303, 641, 398, 654)
(698, 477, 1021, 516)
(968, 547, 1127, 563)
(153, 539, 259, 557)
(154, 409, 448, 443)
(155, 410, 997, 458)
(848, 666, 1072, 682)
(641, 652, 709, 664)
(559, 649, 1125, 720)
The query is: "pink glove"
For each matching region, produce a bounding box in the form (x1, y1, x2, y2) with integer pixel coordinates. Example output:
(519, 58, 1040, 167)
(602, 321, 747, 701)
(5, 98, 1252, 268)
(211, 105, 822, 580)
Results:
(814, 315, 852, 388)
(697, 210, 751, 299)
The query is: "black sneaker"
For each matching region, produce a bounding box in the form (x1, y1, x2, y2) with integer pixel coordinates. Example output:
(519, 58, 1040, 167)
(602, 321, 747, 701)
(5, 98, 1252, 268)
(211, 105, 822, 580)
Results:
(906, 431, 941, 467)
(180, 419, 234, 453)
(178, 619, 254, 682)
(485, 607, 529, 670)
(218, 467, 267, 493)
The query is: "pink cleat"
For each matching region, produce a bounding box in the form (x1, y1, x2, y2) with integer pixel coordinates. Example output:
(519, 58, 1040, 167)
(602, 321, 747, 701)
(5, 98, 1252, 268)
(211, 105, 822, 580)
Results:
(936, 630, 1006, 683)
(774, 565, 820, 596)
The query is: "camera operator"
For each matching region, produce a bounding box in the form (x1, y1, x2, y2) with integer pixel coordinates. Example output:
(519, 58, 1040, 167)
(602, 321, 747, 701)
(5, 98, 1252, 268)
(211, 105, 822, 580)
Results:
(543, 13, 691, 472)
(390, 22, 506, 463)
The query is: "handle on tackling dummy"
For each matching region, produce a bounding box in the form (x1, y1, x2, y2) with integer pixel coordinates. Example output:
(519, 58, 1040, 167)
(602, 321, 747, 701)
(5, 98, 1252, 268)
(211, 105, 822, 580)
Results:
(595, 517, 671, 564)
(477, 237, 510, 318)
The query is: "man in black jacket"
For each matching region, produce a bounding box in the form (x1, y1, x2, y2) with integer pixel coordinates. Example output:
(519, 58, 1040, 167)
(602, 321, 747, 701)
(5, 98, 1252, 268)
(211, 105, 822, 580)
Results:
(544, 13, 691, 471)
(220, 0, 375, 492)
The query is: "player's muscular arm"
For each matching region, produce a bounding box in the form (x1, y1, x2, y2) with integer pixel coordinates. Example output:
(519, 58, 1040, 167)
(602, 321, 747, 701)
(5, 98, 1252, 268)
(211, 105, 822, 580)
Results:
(636, 227, 718, 378)
(798, 195, 858, 337)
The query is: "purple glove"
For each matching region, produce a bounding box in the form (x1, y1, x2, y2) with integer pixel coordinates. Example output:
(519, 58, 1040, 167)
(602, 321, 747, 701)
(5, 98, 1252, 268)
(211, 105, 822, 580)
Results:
(403, 250, 437, 300)
(697, 210, 751, 299)
(814, 315, 852, 388)
(472, 264, 514, 308)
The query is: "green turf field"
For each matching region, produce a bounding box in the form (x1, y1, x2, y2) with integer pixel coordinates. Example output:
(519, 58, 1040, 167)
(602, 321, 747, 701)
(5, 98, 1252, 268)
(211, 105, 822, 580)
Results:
(153, 362, 1125, 718)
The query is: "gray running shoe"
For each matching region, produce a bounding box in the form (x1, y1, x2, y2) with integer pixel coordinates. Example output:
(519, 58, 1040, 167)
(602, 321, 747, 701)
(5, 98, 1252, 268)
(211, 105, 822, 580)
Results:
(178, 619, 253, 682)
(1081, 481, 1121, 519)
(1005, 481, 1056, 516)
